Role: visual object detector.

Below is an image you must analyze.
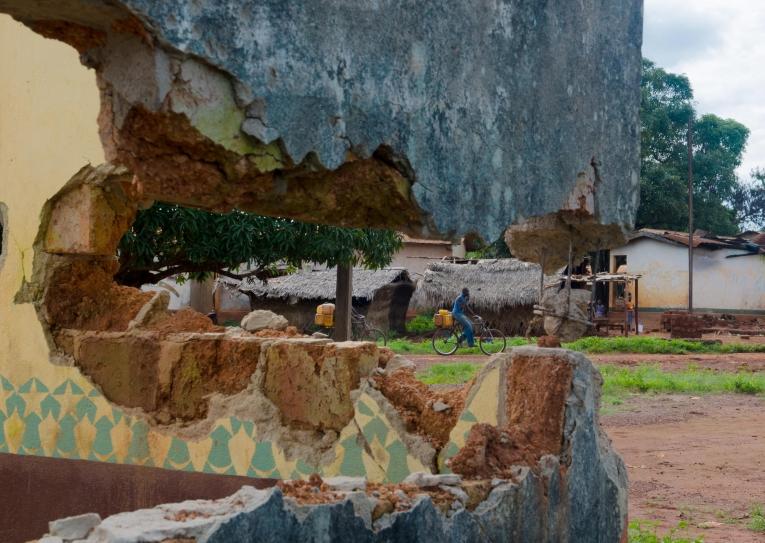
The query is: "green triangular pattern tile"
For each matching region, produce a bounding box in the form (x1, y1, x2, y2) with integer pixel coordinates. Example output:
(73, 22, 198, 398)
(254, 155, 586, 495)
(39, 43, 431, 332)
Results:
(55, 414, 77, 456)
(53, 379, 83, 396)
(93, 416, 114, 457)
(461, 410, 478, 423)
(167, 437, 191, 466)
(75, 397, 97, 422)
(112, 409, 123, 424)
(88, 389, 101, 398)
(241, 420, 254, 436)
(361, 417, 389, 446)
(21, 412, 42, 454)
(6, 394, 26, 416)
(296, 459, 315, 475)
(127, 420, 150, 464)
(229, 417, 242, 434)
(0, 376, 14, 391)
(40, 395, 61, 420)
(19, 378, 48, 393)
(338, 435, 366, 477)
(356, 399, 374, 417)
(384, 440, 410, 483)
(207, 425, 233, 469)
(251, 442, 275, 472)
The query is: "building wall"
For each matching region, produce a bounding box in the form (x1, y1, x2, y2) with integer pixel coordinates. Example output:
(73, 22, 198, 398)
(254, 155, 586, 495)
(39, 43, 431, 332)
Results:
(0, 17, 427, 488)
(610, 238, 765, 312)
(391, 243, 452, 276)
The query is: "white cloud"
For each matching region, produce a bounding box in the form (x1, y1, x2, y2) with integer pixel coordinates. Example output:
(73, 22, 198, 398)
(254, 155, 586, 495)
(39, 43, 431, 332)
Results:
(644, 0, 765, 178)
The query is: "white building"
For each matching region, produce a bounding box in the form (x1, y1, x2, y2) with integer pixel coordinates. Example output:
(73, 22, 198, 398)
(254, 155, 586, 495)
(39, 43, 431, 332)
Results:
(609, 229, 765, 313)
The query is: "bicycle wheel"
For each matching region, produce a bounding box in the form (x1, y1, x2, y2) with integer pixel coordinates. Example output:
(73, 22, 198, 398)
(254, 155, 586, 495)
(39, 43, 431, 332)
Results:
(432, 328, 460, 355)
(479, 328, 506, 355)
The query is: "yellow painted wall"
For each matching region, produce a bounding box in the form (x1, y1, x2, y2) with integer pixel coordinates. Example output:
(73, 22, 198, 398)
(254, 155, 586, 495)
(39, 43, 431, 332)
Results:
(0, 14, 104, 388)
(0, 17, 431, 481)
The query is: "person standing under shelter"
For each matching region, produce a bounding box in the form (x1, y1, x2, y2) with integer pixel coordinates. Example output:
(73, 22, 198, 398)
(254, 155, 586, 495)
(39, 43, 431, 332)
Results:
(453, 287, 475, 347)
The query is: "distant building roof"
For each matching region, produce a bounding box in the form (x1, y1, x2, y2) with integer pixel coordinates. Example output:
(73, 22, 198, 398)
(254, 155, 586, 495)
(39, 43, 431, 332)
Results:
(221, 268, 413, 302)
(628, 229, 765, 254)
(399, 233, 453, 246)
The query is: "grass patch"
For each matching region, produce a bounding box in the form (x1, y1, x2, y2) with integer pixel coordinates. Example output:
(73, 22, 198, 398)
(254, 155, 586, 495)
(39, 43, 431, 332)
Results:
(418, 363, 480, 385)
(750, 504, 765, 533)
(386, 336, 533, 355)
(628, 520, 702, 543)
(564, 336, 765, 354)
(600, 364, 765, 397)
(405, 314, 436, 335)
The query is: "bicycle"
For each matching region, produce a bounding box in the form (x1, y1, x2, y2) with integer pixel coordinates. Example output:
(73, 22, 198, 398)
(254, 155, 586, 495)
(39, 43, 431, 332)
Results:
(351, 308, 387, 345)
(432, 315, 506, 356)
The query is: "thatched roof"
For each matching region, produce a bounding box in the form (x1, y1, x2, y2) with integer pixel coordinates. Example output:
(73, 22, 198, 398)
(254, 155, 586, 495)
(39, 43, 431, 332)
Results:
(221, 268, 413, 302)
(410, 259, 548, 312)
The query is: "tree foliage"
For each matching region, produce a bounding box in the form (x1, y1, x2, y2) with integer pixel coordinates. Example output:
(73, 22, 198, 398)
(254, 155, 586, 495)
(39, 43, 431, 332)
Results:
(116, 203, 403, 287)
(638, 59, 757, 235)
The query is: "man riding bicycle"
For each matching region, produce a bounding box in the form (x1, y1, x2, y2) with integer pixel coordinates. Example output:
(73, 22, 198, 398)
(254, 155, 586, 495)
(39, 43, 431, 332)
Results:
(452, 287, 475, 347)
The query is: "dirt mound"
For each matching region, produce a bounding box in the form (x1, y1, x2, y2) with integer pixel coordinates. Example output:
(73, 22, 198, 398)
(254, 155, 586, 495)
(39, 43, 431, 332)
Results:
(147, 308, 223, 335)
(449, 423, 519, 479)
(374, 368, 467, 449)
(44, 259, 152, 331)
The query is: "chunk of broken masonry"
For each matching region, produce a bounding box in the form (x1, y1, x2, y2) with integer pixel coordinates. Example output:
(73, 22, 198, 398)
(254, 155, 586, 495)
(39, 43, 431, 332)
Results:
(48, 512, 101, 540)
(241, 309, 289, 332)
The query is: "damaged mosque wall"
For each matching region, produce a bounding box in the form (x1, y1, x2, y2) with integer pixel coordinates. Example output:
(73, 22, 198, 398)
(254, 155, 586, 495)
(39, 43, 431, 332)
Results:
(0, 0, 641, 540)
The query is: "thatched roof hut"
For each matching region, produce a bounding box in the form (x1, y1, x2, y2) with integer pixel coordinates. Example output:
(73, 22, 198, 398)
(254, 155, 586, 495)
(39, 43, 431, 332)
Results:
(222, 268, 415, 332)
(410, 259, 547, 334)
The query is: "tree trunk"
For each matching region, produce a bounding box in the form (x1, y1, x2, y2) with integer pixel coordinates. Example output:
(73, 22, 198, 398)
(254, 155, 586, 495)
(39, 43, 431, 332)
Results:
(334, 264, 353, 341)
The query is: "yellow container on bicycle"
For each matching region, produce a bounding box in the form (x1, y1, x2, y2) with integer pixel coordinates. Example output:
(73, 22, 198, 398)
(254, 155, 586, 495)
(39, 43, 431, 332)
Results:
(315, 303, 335, 327)
(433, 310, 453, 328)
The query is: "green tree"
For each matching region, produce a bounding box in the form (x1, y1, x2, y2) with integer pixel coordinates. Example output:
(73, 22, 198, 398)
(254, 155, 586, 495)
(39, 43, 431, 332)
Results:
(637, 59, 751, 235)
(115, 203, 403, 287)
(731, 168, 765, 230)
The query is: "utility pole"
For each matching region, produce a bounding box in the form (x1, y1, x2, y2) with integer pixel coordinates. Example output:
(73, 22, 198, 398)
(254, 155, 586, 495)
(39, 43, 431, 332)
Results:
(687, 117, 694, 313)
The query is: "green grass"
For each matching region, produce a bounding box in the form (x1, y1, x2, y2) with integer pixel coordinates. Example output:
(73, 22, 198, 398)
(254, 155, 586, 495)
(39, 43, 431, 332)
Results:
(749, 504, 765, 533)
(600, 364, 765, 397)
(385, 336, 533, 355)
(418, 363, 481, 385)
(628, 521, 702, 543)
(564, 336, 765, 354)
(405, 314, 436, 335)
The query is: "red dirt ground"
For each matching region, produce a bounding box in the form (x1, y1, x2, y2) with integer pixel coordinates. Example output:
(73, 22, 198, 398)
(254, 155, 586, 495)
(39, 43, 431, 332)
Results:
(603, 394, 765, 543)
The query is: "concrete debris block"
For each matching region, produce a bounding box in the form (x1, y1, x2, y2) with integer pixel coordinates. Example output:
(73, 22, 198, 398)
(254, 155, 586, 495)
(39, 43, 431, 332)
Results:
(38, 537, 64, 543)
(49, 512, 101, 540)
(402, 472, 461, 488)
(439, 484, 469, 503)
(262, 340, 378, 431)
(431, 400, 451, 413)
(323, 476, 367, 492)
(241, 310, 289, 332)
(43, 166, 135, 256)
(542, 288, 592, 342)
(384, 355, 416, 374)
(311, 331, 329, 339)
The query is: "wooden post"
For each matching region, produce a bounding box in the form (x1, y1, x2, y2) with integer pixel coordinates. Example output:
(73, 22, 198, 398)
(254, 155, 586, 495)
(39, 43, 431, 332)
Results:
(334, 264, 353, 341)
(634, 278, 640, 335)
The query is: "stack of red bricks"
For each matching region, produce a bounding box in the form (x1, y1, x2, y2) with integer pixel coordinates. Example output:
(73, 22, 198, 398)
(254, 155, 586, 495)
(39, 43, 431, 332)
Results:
(668, 313, 704, 339)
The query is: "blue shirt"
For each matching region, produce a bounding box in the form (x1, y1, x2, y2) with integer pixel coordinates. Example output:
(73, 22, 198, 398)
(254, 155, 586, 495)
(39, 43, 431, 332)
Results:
(452, 294, 468, 315)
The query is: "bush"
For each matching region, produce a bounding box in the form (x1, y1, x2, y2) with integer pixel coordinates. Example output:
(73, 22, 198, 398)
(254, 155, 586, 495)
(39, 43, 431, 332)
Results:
(405, 314, 436, 335)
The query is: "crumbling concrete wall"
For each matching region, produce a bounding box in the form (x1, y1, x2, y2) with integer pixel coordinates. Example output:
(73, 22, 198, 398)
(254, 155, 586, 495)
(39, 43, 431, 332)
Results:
(0, 0, 642, 257)
(38, 348, 628, 542)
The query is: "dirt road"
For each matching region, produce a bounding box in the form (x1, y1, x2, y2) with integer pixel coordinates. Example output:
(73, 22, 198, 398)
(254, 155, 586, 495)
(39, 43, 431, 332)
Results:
(603, 394, 765, 542)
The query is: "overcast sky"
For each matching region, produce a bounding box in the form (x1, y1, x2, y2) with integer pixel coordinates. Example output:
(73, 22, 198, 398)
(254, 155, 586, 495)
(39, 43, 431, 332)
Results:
(643, 0, 765, 178)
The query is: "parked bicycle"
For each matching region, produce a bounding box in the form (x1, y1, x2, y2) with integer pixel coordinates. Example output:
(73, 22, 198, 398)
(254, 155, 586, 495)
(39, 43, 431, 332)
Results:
(432, 315, 505, 355)
(351, 308, 387, 345)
